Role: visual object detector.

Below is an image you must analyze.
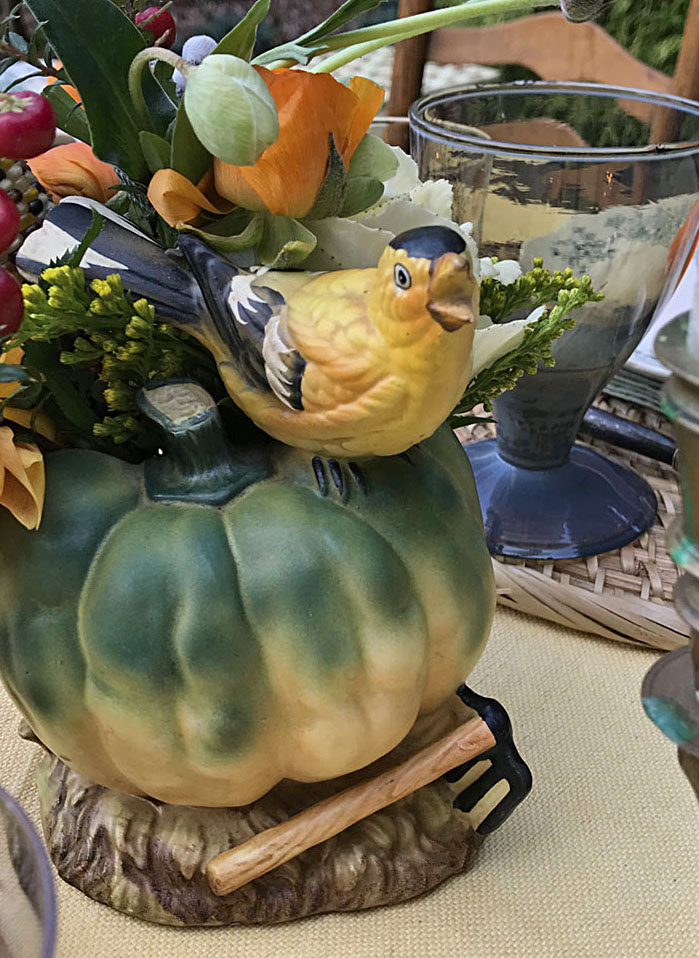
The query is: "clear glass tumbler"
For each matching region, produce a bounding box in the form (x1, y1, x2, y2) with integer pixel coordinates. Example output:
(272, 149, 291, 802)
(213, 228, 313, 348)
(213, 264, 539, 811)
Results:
(411, 82, 699, 559)
(0, 787, 56, 958)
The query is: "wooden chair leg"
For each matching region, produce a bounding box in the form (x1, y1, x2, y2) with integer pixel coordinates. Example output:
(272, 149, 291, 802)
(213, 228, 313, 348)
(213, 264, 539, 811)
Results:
(652, 0, 699, 143)
(385, 0, 434, 149)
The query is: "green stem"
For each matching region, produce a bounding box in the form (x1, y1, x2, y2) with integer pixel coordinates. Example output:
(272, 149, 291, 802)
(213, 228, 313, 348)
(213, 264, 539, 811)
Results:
(259, 0, 558, 68)
(128, 46, 192, 131)
(312, 33, 411, 74)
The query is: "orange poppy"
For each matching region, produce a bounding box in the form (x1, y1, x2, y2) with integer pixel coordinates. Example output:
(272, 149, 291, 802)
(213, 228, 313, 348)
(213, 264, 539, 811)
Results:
(147, 168, 232, 229)
(148, 70, 384, 226)
(28, 142, 119, 205)
(214, 70, 383, 218)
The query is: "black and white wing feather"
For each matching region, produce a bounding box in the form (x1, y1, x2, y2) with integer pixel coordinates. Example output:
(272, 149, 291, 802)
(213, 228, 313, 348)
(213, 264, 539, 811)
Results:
(179, 234, 306, 411)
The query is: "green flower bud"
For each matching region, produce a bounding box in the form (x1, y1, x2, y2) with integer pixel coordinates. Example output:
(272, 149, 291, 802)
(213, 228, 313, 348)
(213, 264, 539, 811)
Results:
(184, 54, 279, 165)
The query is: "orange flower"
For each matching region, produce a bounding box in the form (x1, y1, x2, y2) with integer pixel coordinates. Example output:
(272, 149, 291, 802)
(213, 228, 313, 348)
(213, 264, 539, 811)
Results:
(147, 70, 384, 226)
(147, 168, 232, 229)
(45, 63, 81, 104)
(214, 71, 384, 218)
(0, 426, 45, 529)
(27, 142, 119, 205)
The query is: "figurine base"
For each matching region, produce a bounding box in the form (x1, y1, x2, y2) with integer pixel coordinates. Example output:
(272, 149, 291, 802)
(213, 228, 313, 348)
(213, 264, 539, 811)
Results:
(34, 715, 484, 926)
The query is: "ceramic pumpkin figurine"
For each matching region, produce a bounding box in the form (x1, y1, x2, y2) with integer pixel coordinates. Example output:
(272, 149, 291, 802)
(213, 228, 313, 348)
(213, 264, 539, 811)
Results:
(0, 379, 495, 807)
(1, 201, 532, 925)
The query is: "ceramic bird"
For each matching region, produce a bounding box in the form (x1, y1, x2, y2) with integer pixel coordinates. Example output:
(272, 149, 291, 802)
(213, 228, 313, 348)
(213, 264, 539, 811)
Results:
(178, 225, 479, 458)
(18, 200, 479, 458)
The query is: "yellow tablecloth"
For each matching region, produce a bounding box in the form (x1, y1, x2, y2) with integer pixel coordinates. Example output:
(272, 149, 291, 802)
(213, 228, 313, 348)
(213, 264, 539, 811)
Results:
(2, 609, 697, 957)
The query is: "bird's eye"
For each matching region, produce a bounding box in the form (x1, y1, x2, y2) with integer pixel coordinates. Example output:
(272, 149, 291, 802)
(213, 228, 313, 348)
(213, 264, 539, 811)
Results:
(394, 264, 412, 290)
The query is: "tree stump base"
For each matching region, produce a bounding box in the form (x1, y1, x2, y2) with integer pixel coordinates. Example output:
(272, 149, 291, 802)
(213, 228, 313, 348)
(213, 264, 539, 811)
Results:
(34, 716, 484, 926)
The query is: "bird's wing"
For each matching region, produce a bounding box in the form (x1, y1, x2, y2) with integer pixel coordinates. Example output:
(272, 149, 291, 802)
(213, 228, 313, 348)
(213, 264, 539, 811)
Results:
(179, 234, 309, 403)
(180, 236, 382, 417)
(279, 269, 384, 411)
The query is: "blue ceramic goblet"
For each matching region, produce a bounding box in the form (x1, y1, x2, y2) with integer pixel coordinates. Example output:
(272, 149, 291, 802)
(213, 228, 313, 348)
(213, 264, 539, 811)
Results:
(0, 786, 56, 957)
(411, 81, 699, 559)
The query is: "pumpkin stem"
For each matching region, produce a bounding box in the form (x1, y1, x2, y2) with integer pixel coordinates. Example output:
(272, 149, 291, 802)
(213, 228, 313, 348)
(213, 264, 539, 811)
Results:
(138, 380, 268, 504)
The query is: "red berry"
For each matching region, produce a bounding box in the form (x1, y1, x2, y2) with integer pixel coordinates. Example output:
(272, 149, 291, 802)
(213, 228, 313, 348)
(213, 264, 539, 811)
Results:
(0, 191, 20, 255)
(135, 6, 177, 49)
(0, 269, 23, 335)
(0, 92, 56, 160)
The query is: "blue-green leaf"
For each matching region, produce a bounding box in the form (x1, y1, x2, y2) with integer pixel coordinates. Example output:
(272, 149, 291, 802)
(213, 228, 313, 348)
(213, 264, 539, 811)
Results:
(0, 366, 32, 384)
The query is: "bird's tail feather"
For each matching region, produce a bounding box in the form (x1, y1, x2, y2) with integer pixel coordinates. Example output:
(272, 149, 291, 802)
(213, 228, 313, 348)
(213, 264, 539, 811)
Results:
(16, 197, 204, 328)
(177, 233, 245, 346)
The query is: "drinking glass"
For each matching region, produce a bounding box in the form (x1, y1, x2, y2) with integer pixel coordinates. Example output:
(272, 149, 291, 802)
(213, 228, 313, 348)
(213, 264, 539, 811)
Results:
(0, 787, 56, 958)
(411, 82, 699, 559)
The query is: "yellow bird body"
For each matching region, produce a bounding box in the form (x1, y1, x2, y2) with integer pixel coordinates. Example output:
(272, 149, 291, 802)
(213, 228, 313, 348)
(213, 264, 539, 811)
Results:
(180, 226, 479, 459)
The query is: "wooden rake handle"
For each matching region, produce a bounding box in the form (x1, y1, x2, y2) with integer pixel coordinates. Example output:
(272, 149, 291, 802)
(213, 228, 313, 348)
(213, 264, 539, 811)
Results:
(206, 715, 496, 897)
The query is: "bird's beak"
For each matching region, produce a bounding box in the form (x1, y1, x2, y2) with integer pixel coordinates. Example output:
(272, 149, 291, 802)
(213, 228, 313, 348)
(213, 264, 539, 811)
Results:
(427, 252, 478, 332)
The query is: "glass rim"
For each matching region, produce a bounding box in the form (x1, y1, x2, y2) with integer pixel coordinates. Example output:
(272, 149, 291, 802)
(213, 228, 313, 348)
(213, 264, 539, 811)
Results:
(409, 80, 699, 161)
(0, 785, 57, 958)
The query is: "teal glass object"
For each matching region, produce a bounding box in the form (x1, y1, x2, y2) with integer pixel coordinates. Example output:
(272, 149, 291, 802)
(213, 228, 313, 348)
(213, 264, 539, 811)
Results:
(0, 787, 56, 957)
(410, 82, 699, 559)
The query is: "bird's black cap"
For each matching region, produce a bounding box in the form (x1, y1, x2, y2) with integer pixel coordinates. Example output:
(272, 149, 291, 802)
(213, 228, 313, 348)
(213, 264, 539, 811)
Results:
(389, 225, 466, 260)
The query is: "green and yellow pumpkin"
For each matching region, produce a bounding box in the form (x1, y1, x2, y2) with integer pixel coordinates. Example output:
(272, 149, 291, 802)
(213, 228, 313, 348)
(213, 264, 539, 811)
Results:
(0, 382, 494, 806)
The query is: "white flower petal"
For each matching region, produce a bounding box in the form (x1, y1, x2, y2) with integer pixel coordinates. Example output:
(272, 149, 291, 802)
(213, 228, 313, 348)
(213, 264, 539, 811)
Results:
(491, 259, 522, 285)
(471, 318, 530, 379)
(303, 217, 394, 270)
(408, 178, 453, 219)
(382, 146, 422, 196)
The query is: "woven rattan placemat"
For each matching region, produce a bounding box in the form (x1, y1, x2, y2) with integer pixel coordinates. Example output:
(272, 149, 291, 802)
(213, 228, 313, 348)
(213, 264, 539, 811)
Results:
(457, 395, 688, 651)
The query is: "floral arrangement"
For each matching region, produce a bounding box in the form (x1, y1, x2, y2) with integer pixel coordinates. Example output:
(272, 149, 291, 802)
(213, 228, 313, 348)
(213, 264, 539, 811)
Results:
(0, 0, 603, 530)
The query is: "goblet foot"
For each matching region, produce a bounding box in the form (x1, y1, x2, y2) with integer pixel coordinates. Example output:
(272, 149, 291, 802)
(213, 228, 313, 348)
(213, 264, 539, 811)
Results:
(465, 440, 657, 560)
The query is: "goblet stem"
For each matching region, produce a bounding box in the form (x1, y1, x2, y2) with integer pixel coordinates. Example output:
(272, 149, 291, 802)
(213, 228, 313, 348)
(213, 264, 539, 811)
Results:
(493, 367, 595, 469)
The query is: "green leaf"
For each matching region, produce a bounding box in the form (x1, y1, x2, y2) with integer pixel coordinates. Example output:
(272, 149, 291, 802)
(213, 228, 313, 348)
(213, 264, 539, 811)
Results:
(24, 0, 148, 179)
(65, 210, 105, 269)
(253, 42, 314, 67)
(259, 214, 316, 268)
(170, 102, 212, 184)
(255, 0, 386, 64)
(139, 131, 171, 174)
(298, 0, 386, 45)
(182, 212, 263, 254)
(347, 133, 399, 182)
(42, 85, 90, 143)
(339, 176, 384, 217)
(0, 365, 31, 384)
(214, 0, 271, 60)
(22, 340, 97, 434)
(304, 135, 347, 221)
